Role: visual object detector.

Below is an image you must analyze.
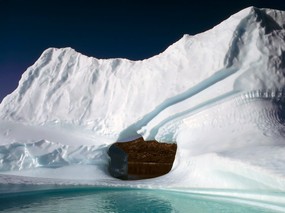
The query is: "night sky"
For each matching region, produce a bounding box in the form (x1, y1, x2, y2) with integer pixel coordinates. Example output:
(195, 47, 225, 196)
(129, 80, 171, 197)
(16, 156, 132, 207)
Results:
(0, 0, 285, 102)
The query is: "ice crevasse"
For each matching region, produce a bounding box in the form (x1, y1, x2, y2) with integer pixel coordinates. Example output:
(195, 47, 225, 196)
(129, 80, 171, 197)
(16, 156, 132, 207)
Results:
(0, 6, 285, 200)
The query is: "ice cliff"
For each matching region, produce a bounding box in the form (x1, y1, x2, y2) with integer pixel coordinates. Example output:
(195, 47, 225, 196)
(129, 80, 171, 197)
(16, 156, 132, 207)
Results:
(1, 7, 284, 141)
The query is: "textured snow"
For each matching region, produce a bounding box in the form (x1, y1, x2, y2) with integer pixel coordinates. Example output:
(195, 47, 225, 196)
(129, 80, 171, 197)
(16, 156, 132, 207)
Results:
(0, 7, 285, 206)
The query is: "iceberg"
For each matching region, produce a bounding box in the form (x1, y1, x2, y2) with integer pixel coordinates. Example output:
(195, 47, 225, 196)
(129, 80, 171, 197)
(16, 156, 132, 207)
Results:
(0, 6, 285, 208)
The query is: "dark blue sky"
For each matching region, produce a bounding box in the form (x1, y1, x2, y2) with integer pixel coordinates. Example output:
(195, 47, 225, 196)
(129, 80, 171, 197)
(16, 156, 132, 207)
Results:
(0, 0, 284, 102)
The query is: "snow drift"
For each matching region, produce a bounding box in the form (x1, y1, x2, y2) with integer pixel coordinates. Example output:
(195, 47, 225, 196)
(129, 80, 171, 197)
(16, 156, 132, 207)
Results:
(0, 7, 285, 205)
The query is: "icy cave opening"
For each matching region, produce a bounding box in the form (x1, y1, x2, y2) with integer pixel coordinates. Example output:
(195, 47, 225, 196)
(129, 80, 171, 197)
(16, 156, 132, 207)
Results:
(108, 137, 177, 180)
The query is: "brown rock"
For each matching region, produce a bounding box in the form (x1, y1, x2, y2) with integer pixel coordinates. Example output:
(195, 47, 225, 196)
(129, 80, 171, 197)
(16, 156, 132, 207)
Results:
(114, 137, 177, 180)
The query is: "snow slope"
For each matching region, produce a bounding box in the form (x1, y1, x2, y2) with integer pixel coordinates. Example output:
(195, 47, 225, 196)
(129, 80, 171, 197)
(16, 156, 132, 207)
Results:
(0, 7, 285, 206)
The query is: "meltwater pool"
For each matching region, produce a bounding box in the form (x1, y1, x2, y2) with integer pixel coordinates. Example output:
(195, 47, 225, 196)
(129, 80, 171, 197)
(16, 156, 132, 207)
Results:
(0, 187, 283, 213)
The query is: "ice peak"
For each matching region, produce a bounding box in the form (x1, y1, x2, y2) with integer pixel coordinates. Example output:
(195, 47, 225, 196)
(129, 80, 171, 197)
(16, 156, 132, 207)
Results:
(40, 47, 78, 58)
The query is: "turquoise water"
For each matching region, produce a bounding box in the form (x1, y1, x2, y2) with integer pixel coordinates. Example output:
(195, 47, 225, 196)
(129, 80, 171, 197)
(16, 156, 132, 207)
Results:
(0, 188, 280, 213)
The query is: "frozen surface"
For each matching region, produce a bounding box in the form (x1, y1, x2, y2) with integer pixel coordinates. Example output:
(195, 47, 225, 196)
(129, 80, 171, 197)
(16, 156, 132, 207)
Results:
(0, 6, 285, 208)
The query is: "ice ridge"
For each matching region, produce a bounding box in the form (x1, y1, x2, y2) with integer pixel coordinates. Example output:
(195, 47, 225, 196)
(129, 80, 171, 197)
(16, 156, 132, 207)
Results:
(0, 140, 107, 171)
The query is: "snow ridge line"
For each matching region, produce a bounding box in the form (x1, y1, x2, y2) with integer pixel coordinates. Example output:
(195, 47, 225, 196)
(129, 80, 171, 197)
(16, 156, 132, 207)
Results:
(117, 67, 239, 140)
(140, 89, 285, 141)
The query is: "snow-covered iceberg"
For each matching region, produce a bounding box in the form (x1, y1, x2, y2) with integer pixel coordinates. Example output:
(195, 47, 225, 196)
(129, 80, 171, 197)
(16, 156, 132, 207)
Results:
(0, 7, 285, 206)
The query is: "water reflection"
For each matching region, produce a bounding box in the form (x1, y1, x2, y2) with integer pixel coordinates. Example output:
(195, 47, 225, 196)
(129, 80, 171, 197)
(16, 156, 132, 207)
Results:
(0, 188, 278, 213)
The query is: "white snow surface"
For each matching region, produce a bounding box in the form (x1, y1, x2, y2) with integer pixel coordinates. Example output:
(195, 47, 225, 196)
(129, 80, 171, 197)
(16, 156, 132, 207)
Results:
(0, 7, 285, 204)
